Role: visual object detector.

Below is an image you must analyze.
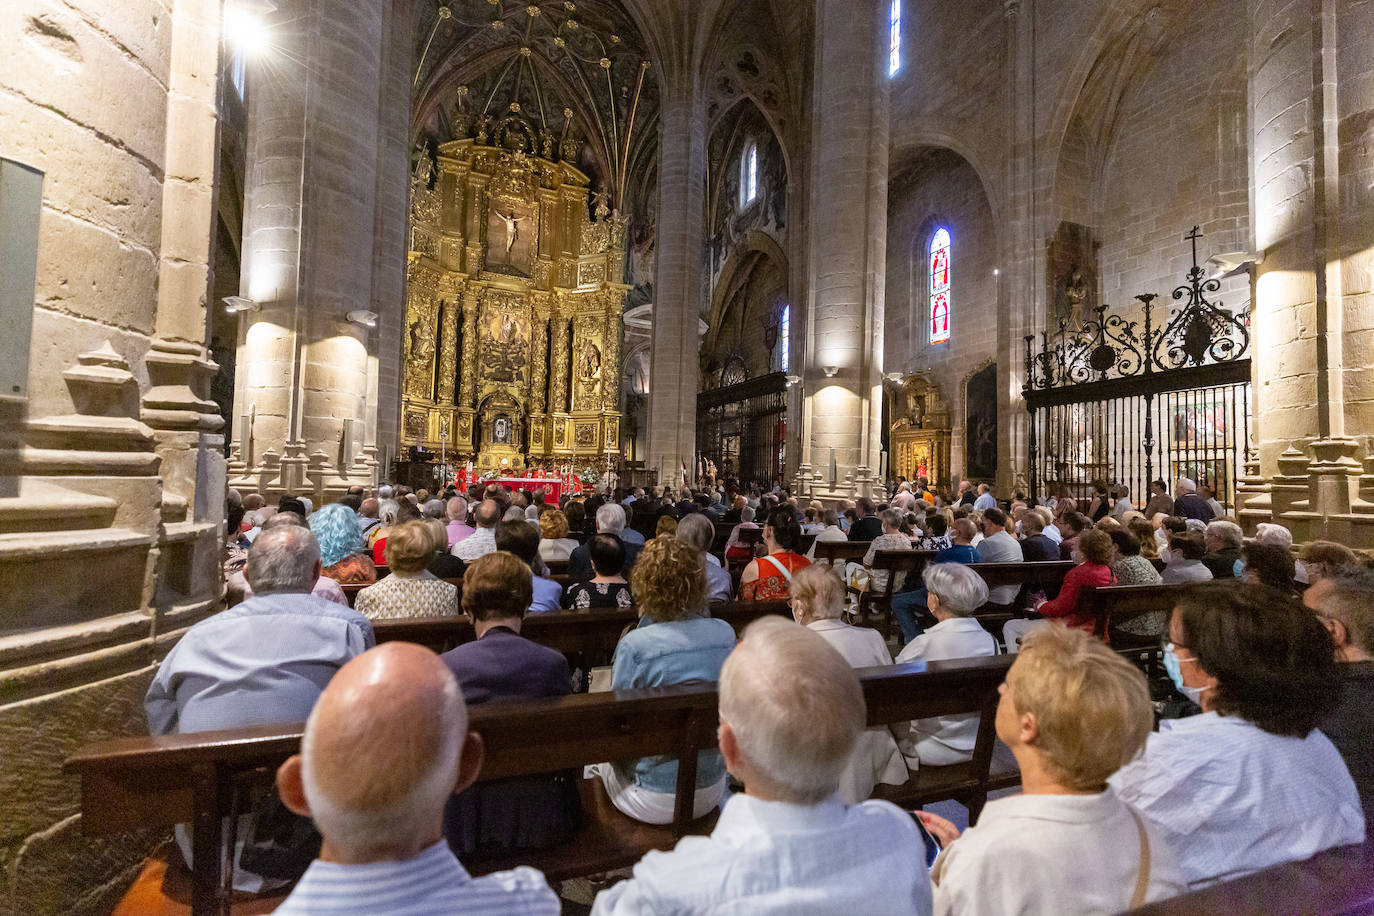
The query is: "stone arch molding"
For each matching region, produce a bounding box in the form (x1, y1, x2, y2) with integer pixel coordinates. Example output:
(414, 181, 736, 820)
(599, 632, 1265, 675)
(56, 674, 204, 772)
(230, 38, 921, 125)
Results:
(704, 229, 788, 355)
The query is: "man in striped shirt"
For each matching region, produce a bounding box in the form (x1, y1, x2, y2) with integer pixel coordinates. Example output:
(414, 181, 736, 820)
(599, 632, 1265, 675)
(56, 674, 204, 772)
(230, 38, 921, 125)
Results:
(272, 642, 560, 915)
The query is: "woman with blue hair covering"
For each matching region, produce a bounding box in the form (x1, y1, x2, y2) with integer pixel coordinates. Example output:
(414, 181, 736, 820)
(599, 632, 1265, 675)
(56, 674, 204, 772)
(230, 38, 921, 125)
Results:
(309, 502, 377, 584)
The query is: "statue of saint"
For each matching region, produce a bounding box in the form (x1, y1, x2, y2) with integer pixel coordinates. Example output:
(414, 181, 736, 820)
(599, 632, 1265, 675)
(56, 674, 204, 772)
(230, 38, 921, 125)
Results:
(496, 210, 522, 253)
(579, 341, 602, 380)
(1062, 264, 1088, 329)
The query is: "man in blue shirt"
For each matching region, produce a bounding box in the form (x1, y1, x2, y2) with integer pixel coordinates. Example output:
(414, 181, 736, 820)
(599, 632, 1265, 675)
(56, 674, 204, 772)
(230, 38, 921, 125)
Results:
(144, 524, 374, 890)
(494, 520, 564, 611)
(273, 643, 560, 915)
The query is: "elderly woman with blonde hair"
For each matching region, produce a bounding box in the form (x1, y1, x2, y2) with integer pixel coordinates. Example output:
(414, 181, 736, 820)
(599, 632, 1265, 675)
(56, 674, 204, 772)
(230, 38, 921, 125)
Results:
(931, 625, 1187, 913)
(354, 520, 459, 620)
(588, 537, 738, 824)
(790, 564, 908, 801)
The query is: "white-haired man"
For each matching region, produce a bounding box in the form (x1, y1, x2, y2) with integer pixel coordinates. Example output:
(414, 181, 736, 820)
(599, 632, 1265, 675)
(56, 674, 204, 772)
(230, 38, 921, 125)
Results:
(145, 525, 374, 890)
(446, 495, 474, 547)
(568, 502, 642, 579)
(590, 617, 933, 915)
(1172, 477, 1213, 523)
(1201, 520, 1244, 579)
(273, 643, 559, 914)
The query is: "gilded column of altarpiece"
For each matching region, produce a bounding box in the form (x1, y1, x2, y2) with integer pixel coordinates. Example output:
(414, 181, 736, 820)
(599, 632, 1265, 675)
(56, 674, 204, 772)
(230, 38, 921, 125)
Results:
(404, 129, 627, 473)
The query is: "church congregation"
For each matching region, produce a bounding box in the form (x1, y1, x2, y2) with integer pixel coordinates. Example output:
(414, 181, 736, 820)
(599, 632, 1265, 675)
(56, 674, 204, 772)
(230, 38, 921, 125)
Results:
(4, 0, 1374, 912)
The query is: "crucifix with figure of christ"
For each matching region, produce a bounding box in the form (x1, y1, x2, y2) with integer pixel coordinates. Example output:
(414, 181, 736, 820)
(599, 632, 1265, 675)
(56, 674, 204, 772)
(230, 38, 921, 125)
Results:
(497, 210, 522, 252)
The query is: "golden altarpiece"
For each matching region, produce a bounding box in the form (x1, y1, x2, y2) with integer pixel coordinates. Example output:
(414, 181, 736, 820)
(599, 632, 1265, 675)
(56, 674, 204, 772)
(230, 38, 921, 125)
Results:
(891, 374, 952, 485)
(404, 119, 626, 473)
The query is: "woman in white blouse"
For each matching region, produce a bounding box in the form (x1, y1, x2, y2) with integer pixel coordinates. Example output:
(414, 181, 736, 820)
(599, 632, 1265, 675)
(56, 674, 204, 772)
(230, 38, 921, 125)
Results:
(1108, 584, 1363, 888)
(930, 625, 1187, 915)
(896, 563, 1000, 765)
(537, 508, 580, 561)
(789, 564, 908, 802)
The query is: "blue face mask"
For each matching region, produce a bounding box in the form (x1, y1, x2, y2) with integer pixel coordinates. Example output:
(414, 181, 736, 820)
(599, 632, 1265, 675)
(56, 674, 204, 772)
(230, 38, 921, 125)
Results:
(1163, 643, 1208, 706)
(1233, 558, 1245, 577)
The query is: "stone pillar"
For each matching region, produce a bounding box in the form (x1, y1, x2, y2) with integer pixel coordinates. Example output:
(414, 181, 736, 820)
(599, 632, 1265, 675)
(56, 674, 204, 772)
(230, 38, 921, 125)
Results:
(802, 0, 888, 497)
(1246, 0, 1374, 539)
(646, 81, 707, 487)
(233, 0, 387, 496)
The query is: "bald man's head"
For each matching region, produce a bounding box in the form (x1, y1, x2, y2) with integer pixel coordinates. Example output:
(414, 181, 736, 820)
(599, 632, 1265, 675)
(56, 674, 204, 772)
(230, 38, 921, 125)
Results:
(718, 617, 864, 805)
(278, 643, 482, 863)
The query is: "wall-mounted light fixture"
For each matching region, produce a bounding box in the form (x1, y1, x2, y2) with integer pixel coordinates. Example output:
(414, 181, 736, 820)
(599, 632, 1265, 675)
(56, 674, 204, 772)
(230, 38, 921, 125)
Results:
(346, 310, 379, 328)
(784, 375, 802, 388)
(883, 371, 904, 382)
(822, 366, 839, 378)
(1206, 251, 1263, 281)
(223, 295, 260, 314)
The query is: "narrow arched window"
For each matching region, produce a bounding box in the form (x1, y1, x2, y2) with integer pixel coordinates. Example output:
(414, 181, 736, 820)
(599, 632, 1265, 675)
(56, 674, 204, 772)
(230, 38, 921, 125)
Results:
(740, 141, 758, 208)
(888, 0, 902, 76)
(778, 304, 790, 372)
(929, 227, 951, 344)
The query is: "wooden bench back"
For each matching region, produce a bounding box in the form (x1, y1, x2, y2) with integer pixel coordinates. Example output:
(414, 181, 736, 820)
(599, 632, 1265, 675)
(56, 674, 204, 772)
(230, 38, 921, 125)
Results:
(65, 655, 1014, 916)
(814, 540, 871, 563)
(370, 600, 793, 656)
(1081, 582, 1217, 639)
(966, 560, 1074, 590)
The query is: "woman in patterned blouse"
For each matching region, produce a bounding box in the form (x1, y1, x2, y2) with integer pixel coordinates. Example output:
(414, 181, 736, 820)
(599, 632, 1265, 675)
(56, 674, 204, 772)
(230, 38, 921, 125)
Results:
(739, 508, 811, 601)
(310, 502, 376, 585)
(355, 520, 459, 619)
(565, 534, 634, 609)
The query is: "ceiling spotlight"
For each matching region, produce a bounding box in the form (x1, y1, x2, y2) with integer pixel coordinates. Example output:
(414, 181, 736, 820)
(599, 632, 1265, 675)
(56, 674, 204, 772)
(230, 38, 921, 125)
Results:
(346, 310, 379, 328)
(222, 295, 260, 314)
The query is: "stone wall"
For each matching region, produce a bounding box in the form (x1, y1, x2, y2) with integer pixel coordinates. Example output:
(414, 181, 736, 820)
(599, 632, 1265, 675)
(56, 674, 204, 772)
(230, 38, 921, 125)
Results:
(885, 148, 1001, 486)
(0, 0, 225, 912)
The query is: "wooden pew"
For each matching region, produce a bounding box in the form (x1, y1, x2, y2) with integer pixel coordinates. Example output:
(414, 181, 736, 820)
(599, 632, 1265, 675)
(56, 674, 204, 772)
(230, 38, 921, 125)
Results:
(964, 560, 1075, 637)
(370, 599, 793, 657)
(341, 577, 464, 609)
(1130, 837, 1374, 915)
(65, 655, 1016, 916)
(813, 540, 871, 566)
(858, 550, 939, 638)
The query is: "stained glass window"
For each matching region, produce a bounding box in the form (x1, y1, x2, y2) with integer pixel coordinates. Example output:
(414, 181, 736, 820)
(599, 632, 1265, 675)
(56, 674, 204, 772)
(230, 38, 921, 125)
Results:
(740, 141, 758, 207)
(779, 305, 790, 372)
(929, 228, 951, 344)
(888, 0, 901, 76)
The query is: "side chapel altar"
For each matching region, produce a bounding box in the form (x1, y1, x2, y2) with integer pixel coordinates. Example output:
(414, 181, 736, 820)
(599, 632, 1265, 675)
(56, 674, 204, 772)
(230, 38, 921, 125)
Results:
(402, 105, 627, 484)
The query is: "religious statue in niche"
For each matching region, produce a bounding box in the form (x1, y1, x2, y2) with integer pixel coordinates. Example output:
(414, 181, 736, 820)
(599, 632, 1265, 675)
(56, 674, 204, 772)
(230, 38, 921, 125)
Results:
(1060, 265, 1088, 329)
(493, 415, 512, 444)
(480, 309, 529, 383)
(495, 209, 523, 253)
(405, 315, 436, 399)
(579, 340, 602, 381)
(485, 198, 537, 275)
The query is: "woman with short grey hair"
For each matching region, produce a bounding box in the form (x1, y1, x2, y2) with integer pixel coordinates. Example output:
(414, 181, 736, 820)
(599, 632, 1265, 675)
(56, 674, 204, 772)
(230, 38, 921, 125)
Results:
(896, 563, 1000, 765)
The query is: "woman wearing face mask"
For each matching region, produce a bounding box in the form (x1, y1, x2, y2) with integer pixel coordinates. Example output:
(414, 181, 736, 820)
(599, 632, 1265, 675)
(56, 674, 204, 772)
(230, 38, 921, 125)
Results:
(1108, 584, 1364, 889)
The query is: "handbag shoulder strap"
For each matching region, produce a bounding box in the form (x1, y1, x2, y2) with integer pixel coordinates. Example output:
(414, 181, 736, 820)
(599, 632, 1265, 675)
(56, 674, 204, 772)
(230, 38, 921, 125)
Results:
(760, 554, 794, 584)
(1128, 806, 1152, 909)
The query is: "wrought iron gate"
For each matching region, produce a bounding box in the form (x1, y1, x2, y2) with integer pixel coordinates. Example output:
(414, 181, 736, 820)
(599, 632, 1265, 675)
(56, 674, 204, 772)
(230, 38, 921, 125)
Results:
(1024, 229, 1252, 514)
(697, 371, 787, 487)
